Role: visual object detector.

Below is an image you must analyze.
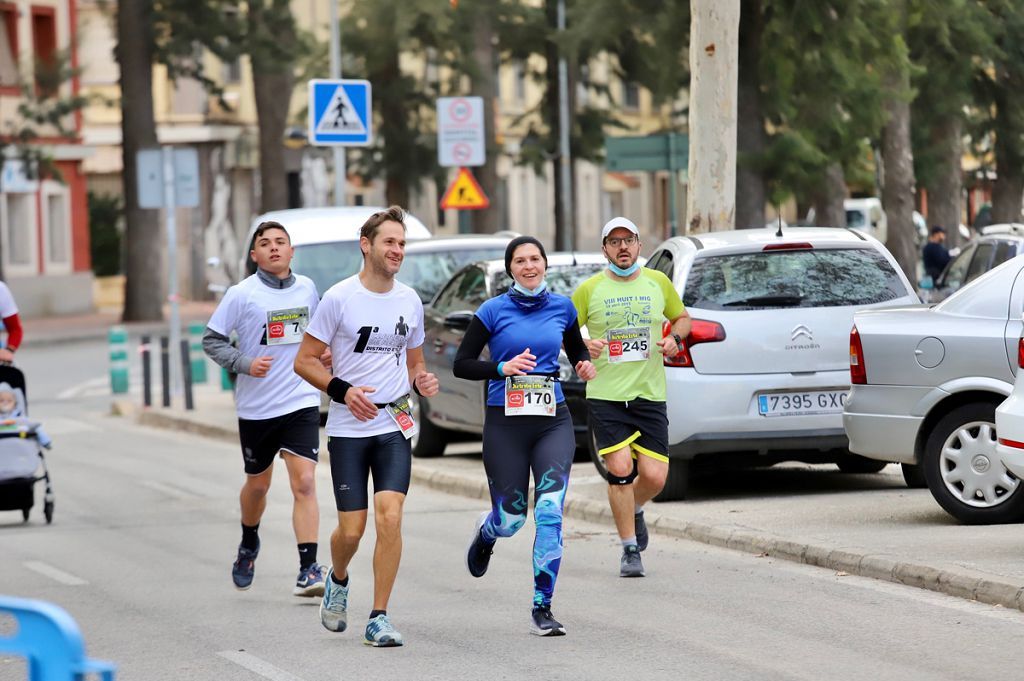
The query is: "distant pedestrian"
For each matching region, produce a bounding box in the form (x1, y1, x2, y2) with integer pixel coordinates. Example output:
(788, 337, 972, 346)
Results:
(922, 226, 951, 283)
(0, 281, 23, 363)
(203, 220, 327, 598)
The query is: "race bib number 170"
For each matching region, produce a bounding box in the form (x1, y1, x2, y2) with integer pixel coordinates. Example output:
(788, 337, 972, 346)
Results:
(504, 376, 556, 417)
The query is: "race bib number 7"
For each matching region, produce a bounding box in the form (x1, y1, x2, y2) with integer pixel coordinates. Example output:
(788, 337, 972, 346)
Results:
(266, 306, 310, 346)
(504, 376, 556, 417)
(607, 327, 650, 363)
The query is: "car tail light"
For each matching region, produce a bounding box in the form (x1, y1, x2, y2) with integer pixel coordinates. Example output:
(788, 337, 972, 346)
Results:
(763, 242, 813, 251)
(850, 325, 866, 384)
(1018, 337, 1024, 368)
(664, 319, 726, 368)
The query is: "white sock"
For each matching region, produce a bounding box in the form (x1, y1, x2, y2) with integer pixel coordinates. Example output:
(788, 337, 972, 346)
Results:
(635, 504, 644, 515)
(621, 537, 638, 549)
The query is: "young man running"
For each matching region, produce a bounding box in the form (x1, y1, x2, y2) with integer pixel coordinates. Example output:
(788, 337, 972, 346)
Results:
(572, 217, 691, 578)
(294, 206, 439, 648)
(203, 220, 326, 596)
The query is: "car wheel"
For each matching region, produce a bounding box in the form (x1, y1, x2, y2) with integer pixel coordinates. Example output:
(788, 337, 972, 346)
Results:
(923, 402, 1024, 524)
(901, 462, 927, 488)
(835, 454, 888, 474)
(411, 396, 449, 458)
(654, 459, 691, 502)
(587, 421, 610, 481)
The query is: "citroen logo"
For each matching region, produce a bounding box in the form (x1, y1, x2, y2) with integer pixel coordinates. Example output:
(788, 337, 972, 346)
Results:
(791, 324, 813, 342)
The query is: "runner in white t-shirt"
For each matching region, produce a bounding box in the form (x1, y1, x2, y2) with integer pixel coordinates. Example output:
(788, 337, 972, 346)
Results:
(203, 221, 327, 598)
(294, 206, 439, 648)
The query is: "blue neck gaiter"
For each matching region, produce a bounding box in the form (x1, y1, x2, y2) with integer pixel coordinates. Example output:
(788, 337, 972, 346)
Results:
(608, 261, 641, 277)
(508, 282, 550, 311)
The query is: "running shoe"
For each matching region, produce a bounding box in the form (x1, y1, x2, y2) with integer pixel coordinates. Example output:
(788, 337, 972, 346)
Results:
(530, 606, 566, 636)
(294, 562, 326, 597)
(320, 568, 349, 633)
(364, 614, 404, 647)
(466, 511, 495, 578)
(232, 542, 259, 590)
(635, 510, 649, 552)
(619, 544, 645, 578)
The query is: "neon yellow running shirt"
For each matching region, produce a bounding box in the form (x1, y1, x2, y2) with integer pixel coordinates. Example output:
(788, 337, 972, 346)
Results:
(571, 268, 684, 402)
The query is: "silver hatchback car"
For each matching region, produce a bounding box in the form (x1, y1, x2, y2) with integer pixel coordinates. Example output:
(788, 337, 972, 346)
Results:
(844, 255, 1024, 524)
(642, 227, 918, 500)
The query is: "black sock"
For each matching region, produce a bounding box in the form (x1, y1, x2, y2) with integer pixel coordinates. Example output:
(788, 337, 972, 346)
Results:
(298, 543, 317, 569)
(369, 609, 386, 619)
(241, 523, 260, 551)
(331, 571, 348, 587)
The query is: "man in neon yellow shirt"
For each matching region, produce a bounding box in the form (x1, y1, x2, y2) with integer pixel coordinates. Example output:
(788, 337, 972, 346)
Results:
(572, 217, 691, 577)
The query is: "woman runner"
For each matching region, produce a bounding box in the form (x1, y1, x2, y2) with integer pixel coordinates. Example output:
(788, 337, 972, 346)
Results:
(454, 236, 596, 636)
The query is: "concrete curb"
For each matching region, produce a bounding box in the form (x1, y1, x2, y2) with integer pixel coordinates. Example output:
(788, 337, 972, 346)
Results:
(128, 404, 1024, 613)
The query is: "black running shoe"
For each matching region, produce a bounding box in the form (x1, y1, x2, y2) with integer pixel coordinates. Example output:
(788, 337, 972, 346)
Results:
(635, 510, 649, 552)
(232, 541, 259, 590)
(466, 511, 495, 578)
(530, 606, 566, 636)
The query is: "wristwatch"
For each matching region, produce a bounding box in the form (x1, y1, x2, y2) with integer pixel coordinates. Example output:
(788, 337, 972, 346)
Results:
(671, 333, 684, 347)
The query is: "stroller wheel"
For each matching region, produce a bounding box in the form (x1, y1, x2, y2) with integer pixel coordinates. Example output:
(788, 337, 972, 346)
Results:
(44, 501, 53, 524)
(21, 508, 29, 522)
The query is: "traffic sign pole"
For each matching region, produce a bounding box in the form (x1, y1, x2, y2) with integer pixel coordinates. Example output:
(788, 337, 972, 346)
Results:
(330, 0, 345, 206)
(162, 146, 182, 398)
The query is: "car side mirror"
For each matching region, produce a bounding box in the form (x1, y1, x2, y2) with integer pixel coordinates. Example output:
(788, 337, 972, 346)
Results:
(443, 311, 473, 331)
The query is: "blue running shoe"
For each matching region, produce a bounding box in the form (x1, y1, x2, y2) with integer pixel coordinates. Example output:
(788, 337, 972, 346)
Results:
(320, 568, 349, 632)
(364, 614, 403, 647)
(232, 542, 259, 590)
(294, 562, 326, 598)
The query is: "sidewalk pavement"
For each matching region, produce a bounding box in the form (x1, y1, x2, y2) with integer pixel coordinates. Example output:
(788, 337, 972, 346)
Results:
(116, 387, 1024, 614)
(22, 301, 218, 349)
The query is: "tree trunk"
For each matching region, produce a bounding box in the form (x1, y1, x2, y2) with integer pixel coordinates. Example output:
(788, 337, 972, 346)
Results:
(926, 115, 963, 249)
(545, 0, 574, 249)
(735, 0, 765, 230)
(686, 0, 739, 234)
(248, 1, 294, 214)
(117, 0, 163, 322)
(881, 72, 918, 282)
(811, 162, 847, 228)
(471, 5, 501, 234)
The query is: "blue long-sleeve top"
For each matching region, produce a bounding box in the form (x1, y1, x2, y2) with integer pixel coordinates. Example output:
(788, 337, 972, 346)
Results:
(453, 291, 589, 406)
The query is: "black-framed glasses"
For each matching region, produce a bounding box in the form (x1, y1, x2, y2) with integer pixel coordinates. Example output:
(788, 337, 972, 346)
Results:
(606, 236, 638, 248)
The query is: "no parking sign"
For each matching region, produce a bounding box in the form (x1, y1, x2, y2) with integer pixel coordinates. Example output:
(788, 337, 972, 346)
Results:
(437, 97, 485, 167)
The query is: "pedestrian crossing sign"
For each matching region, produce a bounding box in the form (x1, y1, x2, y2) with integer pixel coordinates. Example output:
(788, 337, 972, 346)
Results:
(308, 79, 372, 146)
(440, 167, 490, 210)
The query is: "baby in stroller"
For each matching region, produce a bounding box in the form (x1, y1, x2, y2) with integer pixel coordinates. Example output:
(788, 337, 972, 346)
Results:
(0, 367, 55, 523)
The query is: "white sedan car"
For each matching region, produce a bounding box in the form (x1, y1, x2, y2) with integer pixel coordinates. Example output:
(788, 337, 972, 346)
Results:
(634, 227, 919, 501)
(995, 333, 1024, 483)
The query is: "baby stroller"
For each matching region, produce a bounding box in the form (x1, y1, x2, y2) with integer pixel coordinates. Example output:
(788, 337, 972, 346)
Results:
(0, 365, 54, 524)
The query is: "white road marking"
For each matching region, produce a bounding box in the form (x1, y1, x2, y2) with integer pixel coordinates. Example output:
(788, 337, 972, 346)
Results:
(217, 651, 309, 681)
(23, 561, 87, 586)
(140, 480, 203, 501)
(57, 376, 112, 400)
(32, 416, 102, 435)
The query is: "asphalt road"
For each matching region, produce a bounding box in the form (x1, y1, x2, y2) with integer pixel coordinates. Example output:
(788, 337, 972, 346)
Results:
(3, 340, 1024, 680)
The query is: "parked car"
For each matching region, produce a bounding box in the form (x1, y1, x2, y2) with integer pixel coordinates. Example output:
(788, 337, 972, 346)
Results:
(844, 255, 1024, 524)
(415, 253, 608, 457)
(921, 224, 1024, 303)
(395, 234, 515, 305)
(239, 206, 432, 295)
(636, 227, 918, 501)
(995, 331, 1024, 487)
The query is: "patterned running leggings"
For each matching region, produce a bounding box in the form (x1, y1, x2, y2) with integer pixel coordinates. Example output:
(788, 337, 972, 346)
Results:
(480, 404, 575, 607)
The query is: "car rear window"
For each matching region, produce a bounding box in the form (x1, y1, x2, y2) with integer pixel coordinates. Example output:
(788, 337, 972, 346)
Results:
(493, 263, 604, 297)
(682, 247, 907, 310)
(291, 242, 363, 296)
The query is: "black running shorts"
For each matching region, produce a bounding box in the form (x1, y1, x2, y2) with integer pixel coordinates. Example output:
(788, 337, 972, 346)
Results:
(587, 398, 669, 463)
(237, 406, 320, 475)
(327, 431, 411, 512)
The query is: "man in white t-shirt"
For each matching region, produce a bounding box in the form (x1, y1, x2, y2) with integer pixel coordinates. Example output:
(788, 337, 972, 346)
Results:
(295, 206, 439, 648)
(203, 221, 326, 597)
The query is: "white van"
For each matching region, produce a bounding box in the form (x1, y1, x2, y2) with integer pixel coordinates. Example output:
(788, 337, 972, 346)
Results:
(240, 206, 432, 295)
(844, 198, 887, 243)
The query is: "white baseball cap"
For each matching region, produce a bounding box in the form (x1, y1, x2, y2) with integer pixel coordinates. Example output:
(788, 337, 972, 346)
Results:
(601, 216, 640, 241)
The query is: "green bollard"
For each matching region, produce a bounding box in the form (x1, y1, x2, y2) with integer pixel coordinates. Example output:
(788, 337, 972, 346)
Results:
(109, 326, 129, 394)
(188, 321, 208, 383)
(220, 366, 235, 391)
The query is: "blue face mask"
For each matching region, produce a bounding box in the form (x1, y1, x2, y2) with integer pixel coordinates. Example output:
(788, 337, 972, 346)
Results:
(608, 261, 641, 277)
(512, 280, 547, 296)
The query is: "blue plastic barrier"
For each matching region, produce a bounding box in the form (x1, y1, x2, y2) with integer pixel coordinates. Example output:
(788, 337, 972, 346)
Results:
(0, 596, 115, 680)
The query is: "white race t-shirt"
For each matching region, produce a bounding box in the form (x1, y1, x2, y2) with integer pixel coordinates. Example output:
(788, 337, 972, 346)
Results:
(207, 273, 321, 420)
(305, 275, 424, 437)
(0, 282, 18, 318)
